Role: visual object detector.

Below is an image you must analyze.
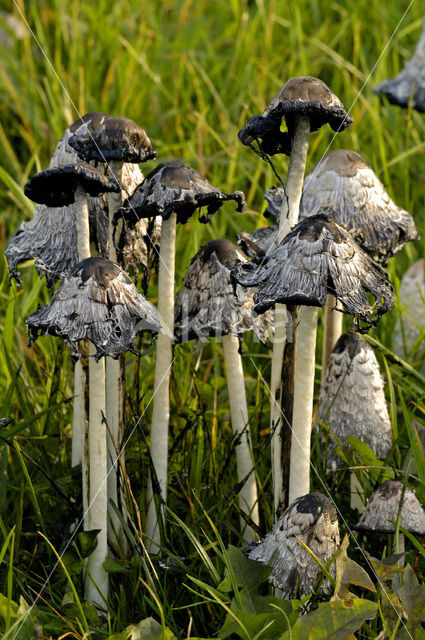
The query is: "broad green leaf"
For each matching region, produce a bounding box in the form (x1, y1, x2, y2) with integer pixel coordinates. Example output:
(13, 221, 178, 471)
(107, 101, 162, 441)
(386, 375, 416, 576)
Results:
(76, 529, 100, 557)
(333, 536, 375, 600)
(61, 550, 83, 576)
(103, 558, 132, 573)
(218, 545, 271, 594)
(280, 598, 378, 640)
(396, 565, 425, 624)
(219, 594, 294, 640)
(364, 551, 405, 582)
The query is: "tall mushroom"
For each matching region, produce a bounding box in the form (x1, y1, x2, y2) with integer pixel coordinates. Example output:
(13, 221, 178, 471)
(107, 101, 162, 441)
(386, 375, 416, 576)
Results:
(238, 76, 353, 513)
(246, 492, 339, 598)
(232, 214, 394, 504)
(374, 19, 425, 112)
(316, 332, 392, 509)
(300, 149, 417, 369)
(68, 114, 157, 545)
(174, 239, 272, 542)
(27, 256, 160, 603)
(119, 161, 245, 550)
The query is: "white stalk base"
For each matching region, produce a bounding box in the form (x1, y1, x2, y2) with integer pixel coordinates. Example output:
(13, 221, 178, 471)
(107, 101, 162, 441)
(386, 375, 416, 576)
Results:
(146, 214, 176, 553)
(222, 333, 259, 543)
(270, 304, 287, 514)
(321, 296, 343, 378)
(288, 306, 318, 504)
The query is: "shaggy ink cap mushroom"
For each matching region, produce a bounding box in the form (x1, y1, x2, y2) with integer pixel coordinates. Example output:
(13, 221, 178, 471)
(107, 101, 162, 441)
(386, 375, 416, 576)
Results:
(119, 161, 246, 225)
(316, 332, 392, 467)
(246, 492, 340, 598)
(26, 256, 161, 361)
(69, 115, 157, 164)
(232, 214, 394, 328)
(238, 76, 353, 156)
(300, 150, 418, 265)
(355, 480, 425, 535)
(24, 163, 121, 207)
(374, 20, 425, 112)
(174, 238, 272, 343)
(237, 186, 285, 260)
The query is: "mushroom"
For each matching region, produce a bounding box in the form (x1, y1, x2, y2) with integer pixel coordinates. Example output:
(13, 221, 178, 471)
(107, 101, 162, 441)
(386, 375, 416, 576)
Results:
(300, 148, 417, 371)
(374, 19, 425, 112)
(393, 259, 425, 362)
(237, 186, 284, 260)
(238, 76, 353, 514)
(69, 113, 158, 550)
(316, 332, 392, 508)
(355, 480, 425, 560)
(232, 214, 394, 504)
(174, 239, 272, 541)
(26, 256, 161, 360)
(26, 256, 160, 602)
(246, 492, 340, 598)
(119, 161, 245, 550)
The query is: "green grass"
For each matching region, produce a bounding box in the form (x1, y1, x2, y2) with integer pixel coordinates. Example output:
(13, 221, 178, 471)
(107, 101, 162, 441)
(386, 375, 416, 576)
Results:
(1, 0, 425, 637)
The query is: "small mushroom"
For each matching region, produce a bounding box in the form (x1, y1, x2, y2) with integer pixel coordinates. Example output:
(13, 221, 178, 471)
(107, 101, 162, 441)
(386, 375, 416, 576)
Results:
(26, 256, 161, 361)
(246, 492, 340, 598)
(237, 187, 285, 260)
(355, 480, 425, 538)
(316, 332, 392, 473)
(120, 161, 246, 550)
(233, 215, 393, 504)
(175, 239, 272, 541)
(374, 20, 425, 112)
(393, 259, 425, 361)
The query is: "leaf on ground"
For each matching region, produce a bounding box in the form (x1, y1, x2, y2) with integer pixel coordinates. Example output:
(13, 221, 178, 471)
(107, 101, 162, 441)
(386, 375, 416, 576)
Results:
(364, 550, 405, 582)
(396, 564, 425, 623)
(219, 593, 294, 640)
(333, 535, 376, 600)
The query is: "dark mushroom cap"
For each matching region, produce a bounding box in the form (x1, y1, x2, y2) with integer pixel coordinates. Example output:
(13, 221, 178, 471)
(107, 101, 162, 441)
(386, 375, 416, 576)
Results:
(238, 76, 353, 156)
(119, 161, 246, 225)
(26, 256, 161, 360)
(246, 492, 340, 598)
(355, 480, 425, 535)
(69, 114, 157, 163)
(237, 186, 285, 260)
(316, 332, 392, 466)
(374, 21, 425, 112)
(300, 150, 417, 264)
(232, 214, 394, 328)
(174, 238, 272, 343)
(24, 163, 121, 207)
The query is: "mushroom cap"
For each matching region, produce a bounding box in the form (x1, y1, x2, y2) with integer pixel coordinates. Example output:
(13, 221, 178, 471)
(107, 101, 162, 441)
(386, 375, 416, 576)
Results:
(69, 114, 157, 163)
(316, 332, 392, 466)
(374, 20, 425, 112)
(237, 186, 285, 259)
(232, 214, 394, 327)
(174, 238, 272, 343)
(355, 480, 425, 535)
(238, 76, 353, 155)
(24, 163, 121, 207)
(120, 161, 246, 224)
(26, 256, 161, 360)
(393, 259, 425, 359)
(246, 492, 340, 598)
(300, 150, 417, 264)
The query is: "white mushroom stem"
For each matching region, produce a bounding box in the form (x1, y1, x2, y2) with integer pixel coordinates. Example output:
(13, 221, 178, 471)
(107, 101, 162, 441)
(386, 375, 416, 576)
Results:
(321, 296, 343, 383)
(271, 115, 311, 514)
(75, 184, 109, 605)
(288, 305, 318, 504)
(222, 333, 259, 543)
(86, 348, 108, 607)
(145, 213, 176, 552)
(106, 161, 125, 547)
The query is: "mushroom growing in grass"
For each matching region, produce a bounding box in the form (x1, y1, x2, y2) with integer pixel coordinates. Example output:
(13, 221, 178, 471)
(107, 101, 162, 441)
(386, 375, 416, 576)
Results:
(238, 76, 353, 514)
(355, 480, 425, 559)
(232, 214, 394, 505)
(316, 332, 392, 509)
(26, 256, 161, 602)
(69, 113, 158, 547)
(246, 492, 340, 598)
(119, 161, 245, 550)
(374, 19, 425, 112)
(393, 259, 425, 362)
(300, 149, 417, 370)
(174, 239, 272, 542)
